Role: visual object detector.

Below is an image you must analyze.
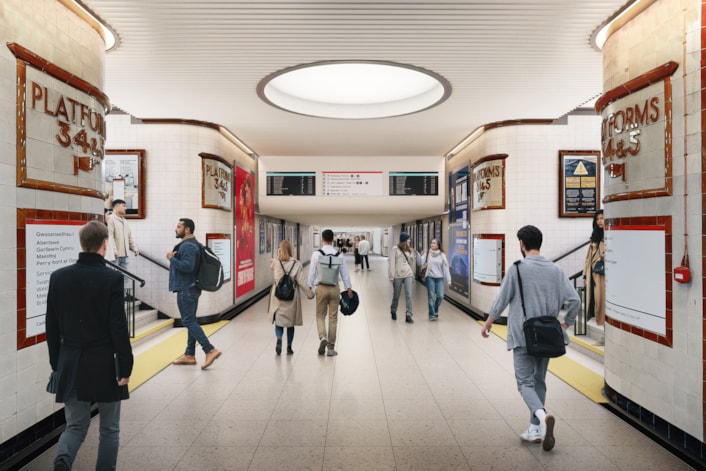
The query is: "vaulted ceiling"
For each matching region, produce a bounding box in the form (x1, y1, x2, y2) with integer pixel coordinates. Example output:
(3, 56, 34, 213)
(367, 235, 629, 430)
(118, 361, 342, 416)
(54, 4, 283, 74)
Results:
(83, 0, 627, 158)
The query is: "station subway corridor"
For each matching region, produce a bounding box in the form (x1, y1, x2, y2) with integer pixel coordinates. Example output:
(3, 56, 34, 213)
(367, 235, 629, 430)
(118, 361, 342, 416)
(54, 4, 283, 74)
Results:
(23, 254, 692, 470)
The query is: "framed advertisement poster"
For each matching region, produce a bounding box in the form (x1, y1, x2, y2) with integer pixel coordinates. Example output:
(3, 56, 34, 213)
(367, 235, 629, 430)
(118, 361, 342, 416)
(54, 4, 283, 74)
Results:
(559, 150, 600, 217)
(104, 150, 146, 218)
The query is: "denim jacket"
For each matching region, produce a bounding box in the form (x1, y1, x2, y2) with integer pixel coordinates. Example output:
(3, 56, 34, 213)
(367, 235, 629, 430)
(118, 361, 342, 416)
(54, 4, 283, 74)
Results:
(169, 237, 200, 292)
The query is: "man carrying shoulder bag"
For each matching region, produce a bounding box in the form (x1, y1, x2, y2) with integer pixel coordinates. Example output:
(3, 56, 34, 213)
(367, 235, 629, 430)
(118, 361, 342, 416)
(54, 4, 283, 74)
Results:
(480, 225, 580, 453)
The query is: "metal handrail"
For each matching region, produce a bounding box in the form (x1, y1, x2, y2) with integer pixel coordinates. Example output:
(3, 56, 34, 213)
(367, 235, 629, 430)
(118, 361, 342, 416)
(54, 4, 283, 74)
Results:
(552, 240, 590, 264)
(138, 252, 170, 271)
(105, 259, 146, 287)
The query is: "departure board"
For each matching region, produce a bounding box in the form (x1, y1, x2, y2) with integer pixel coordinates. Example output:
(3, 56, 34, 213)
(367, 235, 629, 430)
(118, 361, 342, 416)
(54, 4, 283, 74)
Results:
(389, 172, 439, 195)
(266, 172, 316, 196)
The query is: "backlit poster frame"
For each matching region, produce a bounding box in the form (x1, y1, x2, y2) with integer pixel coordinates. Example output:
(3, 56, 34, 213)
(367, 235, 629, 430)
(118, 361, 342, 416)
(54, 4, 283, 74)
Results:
(235, 167, 255, 296)
(448, 165, 470, 297)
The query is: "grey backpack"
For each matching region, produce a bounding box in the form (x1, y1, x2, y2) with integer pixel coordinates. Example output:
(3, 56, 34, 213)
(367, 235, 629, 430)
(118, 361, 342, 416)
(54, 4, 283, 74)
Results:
(317, 249, 342, 285)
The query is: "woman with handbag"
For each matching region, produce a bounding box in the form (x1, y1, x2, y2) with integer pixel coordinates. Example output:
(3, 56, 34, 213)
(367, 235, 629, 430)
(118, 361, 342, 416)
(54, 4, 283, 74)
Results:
(268, 240, 314, 355)
(423, 239, 451, 321)
(583, 210, 605, 345)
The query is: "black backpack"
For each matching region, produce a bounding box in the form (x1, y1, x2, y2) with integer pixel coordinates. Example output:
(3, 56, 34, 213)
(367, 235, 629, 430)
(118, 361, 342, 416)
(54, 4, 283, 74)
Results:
(186, 239, 224, 292)
(274, 260, 296, 301)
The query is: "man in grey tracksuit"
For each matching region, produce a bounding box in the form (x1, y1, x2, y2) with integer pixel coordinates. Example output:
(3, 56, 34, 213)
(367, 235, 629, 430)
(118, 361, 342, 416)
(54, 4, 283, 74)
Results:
(481, 225, 580, 452)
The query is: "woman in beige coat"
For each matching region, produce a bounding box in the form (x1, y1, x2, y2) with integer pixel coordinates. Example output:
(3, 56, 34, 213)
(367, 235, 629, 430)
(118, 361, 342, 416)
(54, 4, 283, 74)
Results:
(583, 210, 605, 345)
(268, 240, 314, 355)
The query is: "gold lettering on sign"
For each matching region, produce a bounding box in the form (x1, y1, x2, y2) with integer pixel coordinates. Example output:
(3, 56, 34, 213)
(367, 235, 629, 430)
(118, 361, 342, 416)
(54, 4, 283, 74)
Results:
(29, 81, 106, 165)
(601, 96, 660, 165)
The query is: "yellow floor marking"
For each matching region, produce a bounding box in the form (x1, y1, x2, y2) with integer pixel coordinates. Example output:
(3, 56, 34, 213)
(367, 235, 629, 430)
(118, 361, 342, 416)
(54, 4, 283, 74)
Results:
(481, 321, 607, 403)
(128, 320, 229, 392)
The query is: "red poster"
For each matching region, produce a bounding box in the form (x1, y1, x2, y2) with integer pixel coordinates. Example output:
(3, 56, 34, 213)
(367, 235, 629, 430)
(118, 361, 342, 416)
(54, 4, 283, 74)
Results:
(235, 167, 255, 296)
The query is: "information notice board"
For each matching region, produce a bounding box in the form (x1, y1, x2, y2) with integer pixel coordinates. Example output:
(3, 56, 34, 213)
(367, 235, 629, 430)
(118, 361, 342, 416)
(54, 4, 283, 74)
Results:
(266, 172, 316, 196)
(389, 172, 438, 195)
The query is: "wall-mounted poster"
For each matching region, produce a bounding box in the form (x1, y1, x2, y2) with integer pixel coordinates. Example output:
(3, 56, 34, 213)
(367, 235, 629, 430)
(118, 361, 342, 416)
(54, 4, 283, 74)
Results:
(559, 150, 600, 217)
(206, 233, 231, 283)
(259, 220, 266, 254)
(16, 209, 96, 350)
(200, 153, 233, 211)
(104, 150, 146, 218)
(448, 166, 470, 297)
(605, 217, 672, 346)
(472, 234, 504, 286)
(471, 154, 507, 211)
(235, 167, 255, 296)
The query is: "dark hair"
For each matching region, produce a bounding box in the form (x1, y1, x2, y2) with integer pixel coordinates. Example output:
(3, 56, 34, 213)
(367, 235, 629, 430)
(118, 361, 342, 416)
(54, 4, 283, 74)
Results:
(590, 210, 604, 243)
(517, 225, 543, 251)
(322, 229, 334, 243)
(180, 218, 195, 234)
(79, 220, 108, 253)
(431, 238, 443, 252)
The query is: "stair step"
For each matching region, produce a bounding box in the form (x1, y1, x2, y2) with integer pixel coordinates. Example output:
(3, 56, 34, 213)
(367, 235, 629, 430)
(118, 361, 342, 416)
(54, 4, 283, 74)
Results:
(131, 318, 174, 348)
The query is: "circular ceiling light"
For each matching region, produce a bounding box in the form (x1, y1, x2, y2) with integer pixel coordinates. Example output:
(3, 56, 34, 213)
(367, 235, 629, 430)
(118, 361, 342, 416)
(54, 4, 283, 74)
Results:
(257, 61, 451, 119)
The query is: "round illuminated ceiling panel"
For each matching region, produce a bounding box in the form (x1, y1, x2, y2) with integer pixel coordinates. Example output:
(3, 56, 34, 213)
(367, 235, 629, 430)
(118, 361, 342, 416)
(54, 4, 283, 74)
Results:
(258, 61, 451, 119)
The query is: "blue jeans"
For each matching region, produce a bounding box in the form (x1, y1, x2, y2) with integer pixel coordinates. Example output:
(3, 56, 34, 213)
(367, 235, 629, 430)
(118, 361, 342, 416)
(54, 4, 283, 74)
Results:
(55, 390, 122, 470)
(513, 346, 550, 425)
(177, 286, 214, 355)
(116, 256, 128, 269)
(425, 277, 445, 318)
(391, 277, 414, 318)
(275, 325, 295, 344)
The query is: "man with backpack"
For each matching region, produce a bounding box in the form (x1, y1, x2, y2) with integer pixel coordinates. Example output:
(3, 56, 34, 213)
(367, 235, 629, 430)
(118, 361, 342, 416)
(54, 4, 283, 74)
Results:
(167, 218, 222, 369)
(308, 229, 354, 356)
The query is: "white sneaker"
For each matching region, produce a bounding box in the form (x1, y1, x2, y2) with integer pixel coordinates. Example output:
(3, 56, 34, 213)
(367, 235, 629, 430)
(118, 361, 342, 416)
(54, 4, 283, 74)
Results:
(542, 415, 555, 451)
(520, 428, 542, 444)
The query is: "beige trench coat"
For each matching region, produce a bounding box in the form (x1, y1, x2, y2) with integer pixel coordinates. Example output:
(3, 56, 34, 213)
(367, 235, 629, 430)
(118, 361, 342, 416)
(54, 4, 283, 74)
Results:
(583, 239, 605, 325)
(267, 258, 314, 327)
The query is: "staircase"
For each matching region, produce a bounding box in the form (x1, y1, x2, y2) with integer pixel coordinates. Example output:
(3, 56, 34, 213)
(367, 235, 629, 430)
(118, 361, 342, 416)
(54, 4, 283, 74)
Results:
(130, 300, 174, 348)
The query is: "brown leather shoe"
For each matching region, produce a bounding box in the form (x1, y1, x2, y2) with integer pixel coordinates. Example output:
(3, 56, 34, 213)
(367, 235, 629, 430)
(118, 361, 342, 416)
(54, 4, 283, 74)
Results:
(201, 348, 222, 369)
(172, 354, 196, 365)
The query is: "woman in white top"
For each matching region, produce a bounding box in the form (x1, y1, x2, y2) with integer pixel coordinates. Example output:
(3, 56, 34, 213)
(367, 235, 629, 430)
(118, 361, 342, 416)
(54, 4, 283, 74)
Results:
(422, 239, 452, 320)
(388, 232, 422, 323)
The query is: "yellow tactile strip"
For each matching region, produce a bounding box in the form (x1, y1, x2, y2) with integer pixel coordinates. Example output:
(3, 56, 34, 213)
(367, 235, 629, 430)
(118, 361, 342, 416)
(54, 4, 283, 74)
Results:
(127, 320, 229, 392)
(480, 321, 607, 404)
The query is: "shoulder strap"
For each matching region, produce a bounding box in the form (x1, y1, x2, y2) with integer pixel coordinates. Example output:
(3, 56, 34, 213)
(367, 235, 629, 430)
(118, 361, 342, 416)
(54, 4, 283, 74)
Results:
(279, 259, 293, 275)
(319, 249, 325, 256)
(514, 260, 527, 320)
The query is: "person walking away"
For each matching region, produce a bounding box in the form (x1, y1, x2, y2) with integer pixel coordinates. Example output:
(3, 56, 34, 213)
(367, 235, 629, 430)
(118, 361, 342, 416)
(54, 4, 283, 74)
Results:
(481, 225, 579, 452)
(423, 238, 451, 320)
(583, 210, 605, 345)
(46, 220, 133, 471)
(388, 231, 422, 323)
(353, 235, 361, 271)
(269, 240, 315, 355)
(107, 199, 139, 270)
(358, 234, 371, 271)
(308, 229, 354, 356)
(168, 218, 222, 369)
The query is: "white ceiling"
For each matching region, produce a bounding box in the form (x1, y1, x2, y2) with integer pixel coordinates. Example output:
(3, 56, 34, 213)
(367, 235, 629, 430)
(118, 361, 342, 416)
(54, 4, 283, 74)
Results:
(81, 0, 627, 224)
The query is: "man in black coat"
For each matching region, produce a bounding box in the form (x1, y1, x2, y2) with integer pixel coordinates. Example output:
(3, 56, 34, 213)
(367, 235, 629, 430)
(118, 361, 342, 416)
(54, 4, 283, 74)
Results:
(46, 220, 134, 471)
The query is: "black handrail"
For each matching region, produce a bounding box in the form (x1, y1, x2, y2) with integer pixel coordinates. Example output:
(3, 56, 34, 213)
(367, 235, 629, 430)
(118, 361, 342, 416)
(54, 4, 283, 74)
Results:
(105, 259, 146, 287)
(552, 240, 590, 264)
(138, 252, 170, 271)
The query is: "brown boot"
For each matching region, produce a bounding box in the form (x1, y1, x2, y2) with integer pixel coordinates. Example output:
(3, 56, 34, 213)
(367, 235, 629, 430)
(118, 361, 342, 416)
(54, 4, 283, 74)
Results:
(172, 354, 196, 365)
(202, 348, 222, 369)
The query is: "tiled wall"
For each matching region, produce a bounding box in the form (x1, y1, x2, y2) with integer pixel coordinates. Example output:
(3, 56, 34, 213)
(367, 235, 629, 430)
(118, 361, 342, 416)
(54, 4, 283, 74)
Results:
(601, 0, 703, 441)
(105, 114, 264, 316)
(0, 0, 106, 443)
(446, 113, 602, 316)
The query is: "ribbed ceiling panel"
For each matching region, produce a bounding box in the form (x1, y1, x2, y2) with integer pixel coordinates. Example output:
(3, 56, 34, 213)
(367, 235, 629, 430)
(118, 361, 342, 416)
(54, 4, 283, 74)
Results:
(81, 0, 629, 157)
